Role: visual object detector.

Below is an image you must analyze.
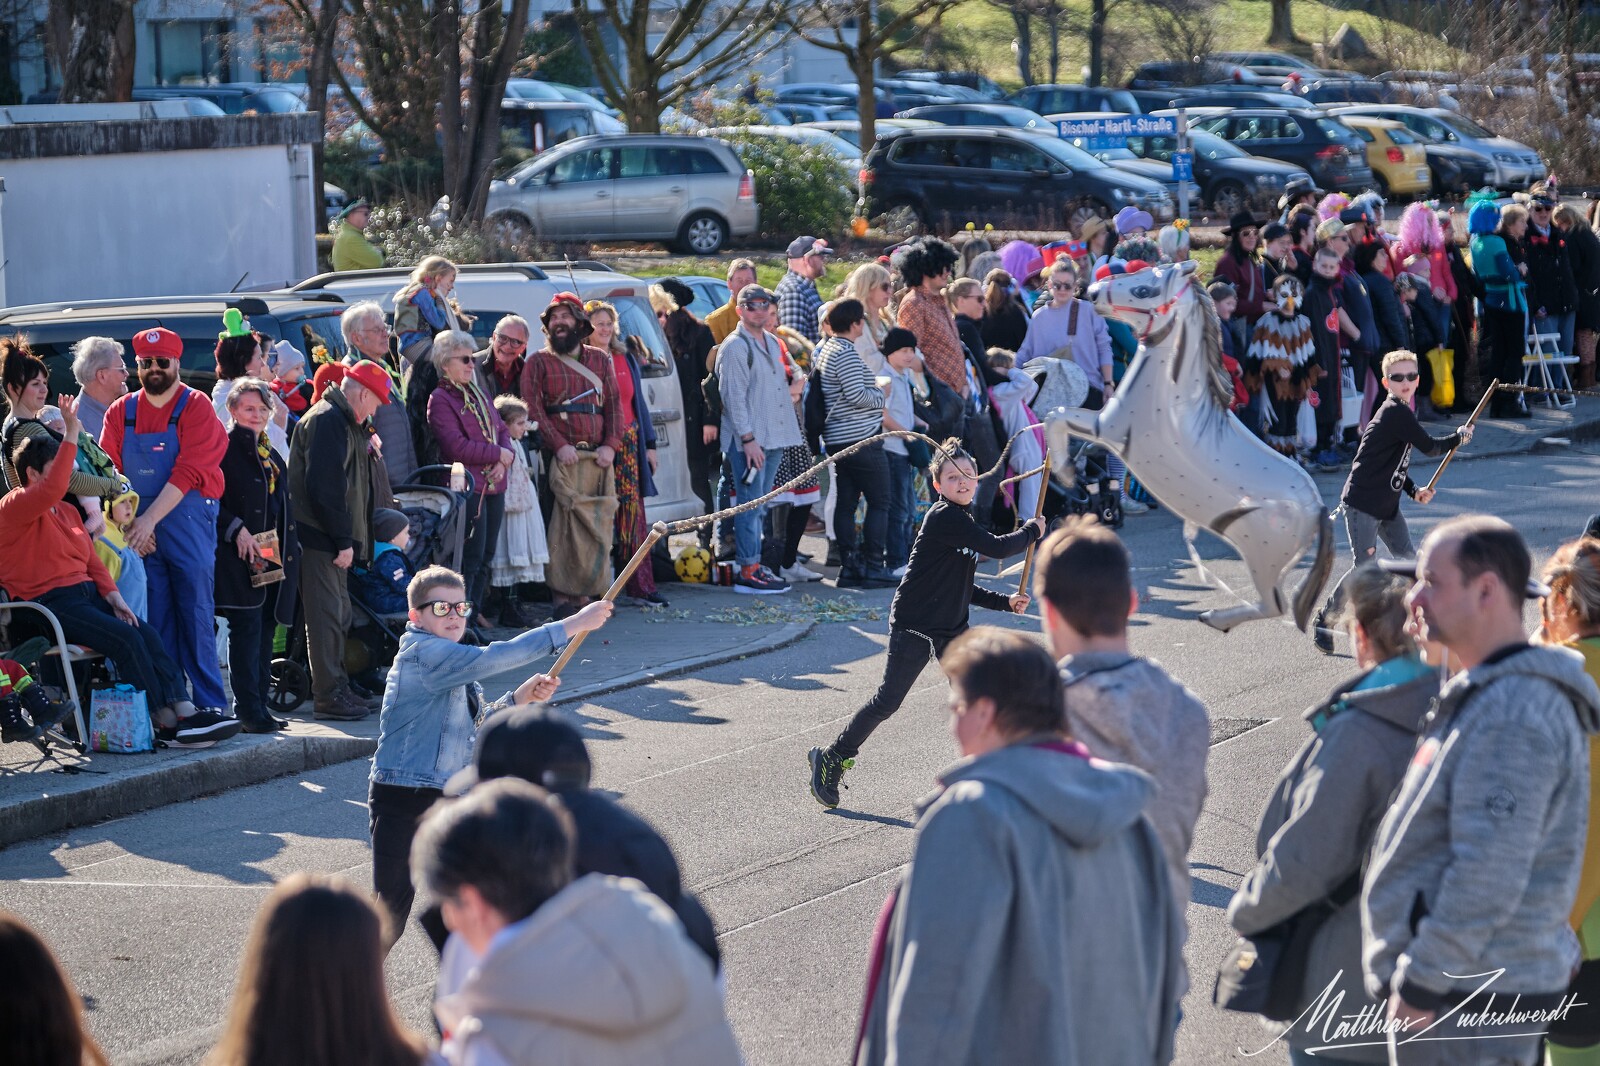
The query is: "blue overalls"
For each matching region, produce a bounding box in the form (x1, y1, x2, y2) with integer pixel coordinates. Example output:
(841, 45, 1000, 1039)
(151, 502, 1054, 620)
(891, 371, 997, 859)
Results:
(121, 389, 227, 709)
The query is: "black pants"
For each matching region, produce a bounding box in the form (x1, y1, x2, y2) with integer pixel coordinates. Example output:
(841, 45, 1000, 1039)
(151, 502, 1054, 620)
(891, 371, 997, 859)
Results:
(832, 440, 891, 571)
(780, 499, 812, 570)
(220, 589, 278, 724)
(686, 437, 716, 545)
(832, 627, 951, 759)
(460, 491, 506, 614)
(34, 583, 189, 709)
(369, 781, 444, 947)
(1484, 306, 1526, 411)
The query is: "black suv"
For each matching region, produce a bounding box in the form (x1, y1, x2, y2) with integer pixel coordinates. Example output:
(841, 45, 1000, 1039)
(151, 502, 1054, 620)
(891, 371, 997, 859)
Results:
(1190, 108, 1376, 193)
(858, 126, 1173, 233)
(0, 294, 351, 400)
(1007, 84, 1143, 115)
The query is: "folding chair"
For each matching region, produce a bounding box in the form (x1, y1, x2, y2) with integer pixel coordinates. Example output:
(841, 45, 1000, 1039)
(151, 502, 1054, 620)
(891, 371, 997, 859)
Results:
(0, 596, 97, 754)
(1524, 331, 1579, 409)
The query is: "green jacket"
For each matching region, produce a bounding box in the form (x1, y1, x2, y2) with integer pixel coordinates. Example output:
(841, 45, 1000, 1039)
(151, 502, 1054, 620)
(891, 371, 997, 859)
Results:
(288, 386, 373, 560)
(331, 224, 384, 272)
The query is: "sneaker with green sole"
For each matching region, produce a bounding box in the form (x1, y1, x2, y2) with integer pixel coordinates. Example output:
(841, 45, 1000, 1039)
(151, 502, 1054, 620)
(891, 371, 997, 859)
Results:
(808, 745, 854, 809)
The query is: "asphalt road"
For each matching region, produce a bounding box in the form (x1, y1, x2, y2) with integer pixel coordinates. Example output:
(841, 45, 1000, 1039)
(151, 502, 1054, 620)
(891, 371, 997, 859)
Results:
(2, 443, 1595, 1066)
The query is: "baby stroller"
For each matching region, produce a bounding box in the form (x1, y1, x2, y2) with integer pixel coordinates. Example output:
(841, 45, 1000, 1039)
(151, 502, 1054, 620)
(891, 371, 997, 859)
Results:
(268, 465, 475, 712)
(1053, 441, 1123, 531)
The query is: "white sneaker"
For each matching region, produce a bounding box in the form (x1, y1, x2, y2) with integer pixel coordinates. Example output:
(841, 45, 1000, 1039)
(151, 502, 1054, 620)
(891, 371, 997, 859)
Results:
(780, 563, 823, 583)
(891, 564, 909, 578)
(1120, 495, 1150, 515)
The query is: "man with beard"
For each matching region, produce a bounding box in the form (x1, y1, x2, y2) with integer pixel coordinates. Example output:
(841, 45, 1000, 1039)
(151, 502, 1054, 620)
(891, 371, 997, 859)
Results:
(519, 294, 623, 619)
(100, 327, 231, 715)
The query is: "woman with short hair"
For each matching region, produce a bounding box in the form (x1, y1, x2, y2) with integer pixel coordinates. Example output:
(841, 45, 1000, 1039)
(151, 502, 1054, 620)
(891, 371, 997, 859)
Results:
(212, 325, 290, 454)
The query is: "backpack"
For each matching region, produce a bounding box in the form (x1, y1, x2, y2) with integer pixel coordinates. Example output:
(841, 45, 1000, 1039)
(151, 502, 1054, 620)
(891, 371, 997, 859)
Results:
(803, 365, 829, 455)
(702, 336, 756, 431)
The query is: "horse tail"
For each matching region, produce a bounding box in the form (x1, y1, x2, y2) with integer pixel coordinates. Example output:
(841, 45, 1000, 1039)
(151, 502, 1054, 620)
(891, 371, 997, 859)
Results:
(1292, 507, 1336, 632)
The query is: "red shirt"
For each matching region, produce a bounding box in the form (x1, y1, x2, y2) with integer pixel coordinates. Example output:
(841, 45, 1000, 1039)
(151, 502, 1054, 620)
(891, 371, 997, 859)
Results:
(610, 351, 636, 429)
(0, 442, 117, 601)
(99, 384, 228, 499)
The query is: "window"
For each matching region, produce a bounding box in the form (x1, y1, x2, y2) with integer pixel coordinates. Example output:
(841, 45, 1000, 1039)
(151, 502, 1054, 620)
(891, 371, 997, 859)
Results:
(988, 140, 1046, 172)
(893, 137, 960, 166)
(1313, 119, 1350, 142)
(151, 19, 232, 85)
(550, 149, 612, 184)
(543, 109, 593, 146)
(1388, 127, 1418, 145)
(1350, 125, 1376, 143)
(686, 148, 730, 175)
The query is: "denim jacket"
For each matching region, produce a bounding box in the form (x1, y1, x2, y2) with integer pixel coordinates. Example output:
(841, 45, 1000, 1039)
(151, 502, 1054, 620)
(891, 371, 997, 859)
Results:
(370, 621, 569, 790)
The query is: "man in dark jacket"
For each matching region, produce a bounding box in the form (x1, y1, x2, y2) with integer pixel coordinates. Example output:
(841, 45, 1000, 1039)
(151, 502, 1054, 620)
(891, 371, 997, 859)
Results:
(428, 707, 721, 970)
(1525, 192, 1580, 365)
(288, 362, 390, 720)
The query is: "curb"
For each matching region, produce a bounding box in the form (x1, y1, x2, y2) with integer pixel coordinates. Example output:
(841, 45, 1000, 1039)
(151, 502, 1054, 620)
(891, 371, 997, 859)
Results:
(0, 621, 817, 850)
(1466, 412, 1600, 461)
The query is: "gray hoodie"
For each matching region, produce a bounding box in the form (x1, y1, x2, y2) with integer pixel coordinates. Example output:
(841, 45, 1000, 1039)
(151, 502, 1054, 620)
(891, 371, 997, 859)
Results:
(855, 739, 1182, 1066)
(1362, 643, 1600, 1008)
(1228, 658, 1437, 1062)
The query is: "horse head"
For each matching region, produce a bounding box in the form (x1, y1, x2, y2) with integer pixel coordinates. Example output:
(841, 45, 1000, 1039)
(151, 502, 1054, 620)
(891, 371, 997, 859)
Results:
(1088, 259, 1199, 340)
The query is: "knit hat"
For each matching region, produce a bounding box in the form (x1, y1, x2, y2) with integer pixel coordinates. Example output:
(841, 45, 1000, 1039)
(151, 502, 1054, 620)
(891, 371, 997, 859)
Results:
(881, 327, 917, 356)
(539, 292, 593, 341)
(1261, 221, 1289, 243)
(372, 507, 410, 545)
(344, 360, 393, 404)
(335, 198, 370, 222)
(268, 340, 306, 376)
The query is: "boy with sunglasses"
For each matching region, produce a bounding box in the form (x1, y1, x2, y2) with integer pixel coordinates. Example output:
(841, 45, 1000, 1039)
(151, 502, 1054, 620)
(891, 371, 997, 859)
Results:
(1312, 349, 1472, 652)
(368, 564, 612, 945)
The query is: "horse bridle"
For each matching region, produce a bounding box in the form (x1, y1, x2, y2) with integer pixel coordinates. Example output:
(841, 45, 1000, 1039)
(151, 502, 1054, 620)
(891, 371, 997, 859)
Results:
(1102, 276, 1194, 341)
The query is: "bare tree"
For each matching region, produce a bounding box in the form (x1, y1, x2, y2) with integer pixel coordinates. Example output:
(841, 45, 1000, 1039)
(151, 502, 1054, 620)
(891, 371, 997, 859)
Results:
(45, 0, 134, 102)
(572, 0, 791, 134)
(789, 0, 962, 147)
(256, 0, 344, 231)
(991, 0, 1066, 86)
(439, 0, 531, 221)
(341, 0, 442, 161)
(1267, 0, 1298, 47)
(1138, 0, 1218, 71)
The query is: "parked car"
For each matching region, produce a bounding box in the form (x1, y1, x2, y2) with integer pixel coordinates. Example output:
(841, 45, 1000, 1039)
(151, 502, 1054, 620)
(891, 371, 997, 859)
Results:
(1123, 129, 1312, 216)
(289, 263, 704, 524)
(857, 126, 1173, 234)
(27, 82, 305, 115)
(499, 100, 626, 162)
(1060, 140, 1179, 199)
(770, 102, 832, 125)
(663, 275, 732, 322)
(1209, 51, 1337, 80)
(798, 118, 941, 149)
(1340, 115, 1431, 198)
(0, 293, 350, 400)
(897, 70, 1008, 100)
(1324, 104, 1547, 190)
(895, 102, 1053, 131)
(1007, 84, 1142, 116)
(1169, 88, 1309, 109)
(466, 133, 758, 254)
(704, 124, 861, 170)
(1190, 108, 1375, 193)
(1283, 77, 1393, 105)
(1128, 60, 1265, 89)
(1127, 88, 1183, 112)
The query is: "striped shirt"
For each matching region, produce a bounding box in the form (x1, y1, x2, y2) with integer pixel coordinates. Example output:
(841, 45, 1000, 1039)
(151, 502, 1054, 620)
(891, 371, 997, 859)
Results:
(776, 269, 823, 343)
(817, 336, 885, 447)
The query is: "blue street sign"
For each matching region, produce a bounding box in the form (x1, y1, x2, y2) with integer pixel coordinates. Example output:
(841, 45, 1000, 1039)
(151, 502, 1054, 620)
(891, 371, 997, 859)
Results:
(1171, 150, 1194, 183)
(1054, 115, 1179, 149)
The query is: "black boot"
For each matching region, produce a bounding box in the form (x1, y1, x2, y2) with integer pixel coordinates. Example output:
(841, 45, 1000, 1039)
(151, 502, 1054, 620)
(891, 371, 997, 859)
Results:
(19, 686, 72, 739)
(0, 693, 38, 744)
(835, 551, 868, 588)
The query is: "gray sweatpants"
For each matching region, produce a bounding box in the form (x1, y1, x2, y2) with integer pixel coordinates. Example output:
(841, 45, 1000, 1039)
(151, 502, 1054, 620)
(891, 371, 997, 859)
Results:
(1322, 506, 1415, 619)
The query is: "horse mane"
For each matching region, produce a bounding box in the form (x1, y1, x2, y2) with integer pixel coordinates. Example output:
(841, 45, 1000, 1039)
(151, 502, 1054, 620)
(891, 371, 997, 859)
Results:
(1186, 283, 1236, 411)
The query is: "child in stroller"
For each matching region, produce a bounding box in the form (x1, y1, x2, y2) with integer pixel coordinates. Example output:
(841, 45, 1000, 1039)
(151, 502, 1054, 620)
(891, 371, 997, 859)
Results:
(350, 509, 416, 616)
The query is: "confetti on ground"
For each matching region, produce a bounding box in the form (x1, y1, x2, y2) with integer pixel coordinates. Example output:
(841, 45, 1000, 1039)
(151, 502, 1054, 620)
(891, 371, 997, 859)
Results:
(645, 594, 881, 626)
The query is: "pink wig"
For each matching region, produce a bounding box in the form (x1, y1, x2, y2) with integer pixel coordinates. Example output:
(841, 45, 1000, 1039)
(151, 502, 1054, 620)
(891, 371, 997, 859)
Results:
(1396, 201, 1445, 262)
(1316, 192, 1351, 221)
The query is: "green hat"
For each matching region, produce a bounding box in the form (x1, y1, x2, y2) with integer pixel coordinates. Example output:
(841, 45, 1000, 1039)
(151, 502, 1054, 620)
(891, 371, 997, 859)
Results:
(219, 307, 250, 342)
(335, 198, 370, 222)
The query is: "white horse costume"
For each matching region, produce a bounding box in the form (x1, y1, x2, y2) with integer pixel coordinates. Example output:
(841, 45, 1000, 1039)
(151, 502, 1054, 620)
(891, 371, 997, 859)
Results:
(1044, 260, 1333, 632)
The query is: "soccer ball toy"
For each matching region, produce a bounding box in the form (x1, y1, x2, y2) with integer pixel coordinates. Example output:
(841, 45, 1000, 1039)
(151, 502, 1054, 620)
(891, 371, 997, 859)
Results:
(674, 546, 712, 583)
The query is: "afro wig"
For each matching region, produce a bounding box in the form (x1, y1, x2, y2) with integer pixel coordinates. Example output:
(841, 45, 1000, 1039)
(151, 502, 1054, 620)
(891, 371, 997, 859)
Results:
(1316, 192, 1352, 221)
(1396, 201, 1446, 262)
(891, 237, 961, 288)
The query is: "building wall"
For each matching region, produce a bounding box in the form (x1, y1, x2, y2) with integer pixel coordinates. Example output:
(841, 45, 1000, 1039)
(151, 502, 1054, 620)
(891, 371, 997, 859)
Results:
(0, 115, 317, 306)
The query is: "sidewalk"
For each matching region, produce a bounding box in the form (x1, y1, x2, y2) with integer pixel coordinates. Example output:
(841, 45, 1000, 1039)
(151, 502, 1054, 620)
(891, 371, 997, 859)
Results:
(0, 583, 848, 849)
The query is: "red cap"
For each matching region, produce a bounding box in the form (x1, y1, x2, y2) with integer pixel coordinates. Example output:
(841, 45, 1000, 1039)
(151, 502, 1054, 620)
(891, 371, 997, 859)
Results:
(549, 292, 584, 314)
(310, 363, 346, 404)
(1125, 259, 1151, 273)
(132, 326, 182, 361)
(1093, 265, 1114, 281)
(343, 360, 393, 404)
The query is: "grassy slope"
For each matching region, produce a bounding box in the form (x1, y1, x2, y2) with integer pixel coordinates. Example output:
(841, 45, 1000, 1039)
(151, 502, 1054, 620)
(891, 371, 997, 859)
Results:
(904, 0, 1460, 90)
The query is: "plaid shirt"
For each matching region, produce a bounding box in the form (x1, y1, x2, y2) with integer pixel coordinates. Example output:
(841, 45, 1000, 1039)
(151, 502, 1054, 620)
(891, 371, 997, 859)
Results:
(776, 269, 822, 343)
(897, 287, 969, 395)
(519, 344, 623, 454)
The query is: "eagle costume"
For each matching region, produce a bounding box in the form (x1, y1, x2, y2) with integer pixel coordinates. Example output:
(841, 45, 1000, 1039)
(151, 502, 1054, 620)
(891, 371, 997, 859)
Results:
(1245, 275, 1319, 455)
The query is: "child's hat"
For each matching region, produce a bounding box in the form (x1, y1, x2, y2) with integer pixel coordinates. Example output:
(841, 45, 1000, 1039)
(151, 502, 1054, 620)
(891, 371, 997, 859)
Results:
(881, 327, 917, 356)
(373, 508, 410, 544)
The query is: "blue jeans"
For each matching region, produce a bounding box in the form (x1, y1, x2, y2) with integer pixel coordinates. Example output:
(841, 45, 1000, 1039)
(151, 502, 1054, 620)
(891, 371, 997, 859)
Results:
(886, 449, 915, 569)
(727, 445, 782, 567)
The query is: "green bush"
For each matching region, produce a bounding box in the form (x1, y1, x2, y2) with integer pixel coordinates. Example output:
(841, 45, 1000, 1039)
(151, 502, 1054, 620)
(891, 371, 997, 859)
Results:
(323, 137, 444, 210)
(718, 130, 854, 244)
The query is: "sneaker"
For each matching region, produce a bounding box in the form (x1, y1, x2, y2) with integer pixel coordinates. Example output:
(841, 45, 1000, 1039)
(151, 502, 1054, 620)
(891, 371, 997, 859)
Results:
(1311, 608, 1335, 655)
(735, 564, 790, 595)
(780, 562, 823, 583)
(1120, 494, 1150, 515)
(808, 746, 854, 809)
(163, 710, 242, 747)
(1313, 449, 1344, 473)
(891, 564, 909, 578)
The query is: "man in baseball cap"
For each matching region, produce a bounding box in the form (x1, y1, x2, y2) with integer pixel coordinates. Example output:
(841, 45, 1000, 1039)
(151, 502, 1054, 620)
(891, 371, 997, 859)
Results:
(777, 236, 833, 342)
(100, 324, 234, 733)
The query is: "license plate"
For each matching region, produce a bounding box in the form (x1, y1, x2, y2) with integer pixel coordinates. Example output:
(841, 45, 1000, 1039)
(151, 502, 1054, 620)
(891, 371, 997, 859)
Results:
(1415, 169, 1430, 181)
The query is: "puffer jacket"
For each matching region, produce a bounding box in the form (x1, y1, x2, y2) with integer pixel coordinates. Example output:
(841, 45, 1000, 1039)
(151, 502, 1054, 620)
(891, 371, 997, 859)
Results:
(428, 378, 510, 496)
(1362, 643, 1600, 1009)
(435, 874, 741, 1066)
(1228, 656, 1437, 1062)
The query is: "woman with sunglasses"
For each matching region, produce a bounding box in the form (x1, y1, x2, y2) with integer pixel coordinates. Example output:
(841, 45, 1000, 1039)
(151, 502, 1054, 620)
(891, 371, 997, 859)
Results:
(1311, 349, 1472, 653)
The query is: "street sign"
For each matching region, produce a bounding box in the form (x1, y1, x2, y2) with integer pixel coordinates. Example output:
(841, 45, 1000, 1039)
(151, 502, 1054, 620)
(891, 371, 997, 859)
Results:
(1054, 114, 1179, 150)
(1171, 150, 1194, 183)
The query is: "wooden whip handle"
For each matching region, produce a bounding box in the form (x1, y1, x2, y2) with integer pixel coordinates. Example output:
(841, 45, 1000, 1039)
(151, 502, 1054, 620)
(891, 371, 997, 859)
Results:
(1014, 464, 1052, 595)
(1422, 380, 1497, 494)
(547, 522, 667, 679)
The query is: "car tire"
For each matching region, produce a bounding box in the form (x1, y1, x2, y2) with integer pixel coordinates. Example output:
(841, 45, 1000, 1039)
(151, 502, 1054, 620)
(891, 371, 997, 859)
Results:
(1066, 199, 1110, 235)
(876, 199, 926, 238)
(488, 211, 533, 244)
(1209, 181, 1247, 218)
(677, 213, 728, 255)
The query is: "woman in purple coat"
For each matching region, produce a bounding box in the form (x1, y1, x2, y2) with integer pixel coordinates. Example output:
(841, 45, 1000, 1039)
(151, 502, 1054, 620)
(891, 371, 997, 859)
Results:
(427, 330, 512, 630)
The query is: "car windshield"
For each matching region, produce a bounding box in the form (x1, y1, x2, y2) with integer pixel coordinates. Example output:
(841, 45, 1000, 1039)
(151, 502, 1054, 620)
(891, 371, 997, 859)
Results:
(992, 106, 1049, 127)
(1444, 115, 1496, 138)
(1315, 118, 1356, 141)
(1190, 131, 1245, 159)
(1089, 145, 1138, 161)
(1033, 136, 1107, 170)
(250, 90, 306, 114)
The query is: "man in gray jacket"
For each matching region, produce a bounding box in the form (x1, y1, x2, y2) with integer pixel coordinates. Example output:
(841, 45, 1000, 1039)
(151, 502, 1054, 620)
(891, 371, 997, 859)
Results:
(855, 628, 1181, 1066)
(1362, 515, 1600, 1066)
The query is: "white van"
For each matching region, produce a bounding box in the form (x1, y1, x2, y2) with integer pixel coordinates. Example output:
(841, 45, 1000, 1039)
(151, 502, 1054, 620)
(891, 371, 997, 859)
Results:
(289, 262, 704, 523)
